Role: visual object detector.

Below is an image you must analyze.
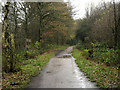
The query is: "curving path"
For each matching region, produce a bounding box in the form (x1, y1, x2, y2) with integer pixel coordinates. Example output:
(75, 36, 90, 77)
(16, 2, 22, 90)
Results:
(28, 47, 99, 88)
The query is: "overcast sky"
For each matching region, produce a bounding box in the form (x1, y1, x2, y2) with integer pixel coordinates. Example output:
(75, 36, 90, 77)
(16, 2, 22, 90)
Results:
(66, 0, 119, 20)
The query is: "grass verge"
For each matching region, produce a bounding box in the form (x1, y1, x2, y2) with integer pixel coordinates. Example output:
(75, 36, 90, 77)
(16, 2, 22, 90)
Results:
(2, 45, 68, 89)
(72, 48, 120, 88)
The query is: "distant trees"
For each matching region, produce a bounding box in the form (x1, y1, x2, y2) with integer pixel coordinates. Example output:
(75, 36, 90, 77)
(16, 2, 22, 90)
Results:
(75, 19, 91, 42)
(73, 1, 120, 67)
(75, 1, 120, 65)
(75, 1, 120, 49)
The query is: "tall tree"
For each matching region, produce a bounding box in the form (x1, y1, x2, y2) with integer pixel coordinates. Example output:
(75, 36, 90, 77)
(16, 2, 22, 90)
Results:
(3, 2, 14, 72)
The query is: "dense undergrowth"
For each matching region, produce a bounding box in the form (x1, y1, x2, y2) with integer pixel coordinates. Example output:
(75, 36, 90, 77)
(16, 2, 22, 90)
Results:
(73, 47, 120, 88)
(2, 41, 68, 72)
(76, 42, 120, 66)
(2, 45, 68, 89)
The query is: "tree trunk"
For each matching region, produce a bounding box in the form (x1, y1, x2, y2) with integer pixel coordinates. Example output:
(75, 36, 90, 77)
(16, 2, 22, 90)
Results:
(14, 2, 18, 49)
(118, 3, 120, 63)
(4, 2, 14, 72)
(113, 0, 118, 49)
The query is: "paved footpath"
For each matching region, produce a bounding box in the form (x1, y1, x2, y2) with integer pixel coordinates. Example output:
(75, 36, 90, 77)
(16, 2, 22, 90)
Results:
(28, 47, 99, 88)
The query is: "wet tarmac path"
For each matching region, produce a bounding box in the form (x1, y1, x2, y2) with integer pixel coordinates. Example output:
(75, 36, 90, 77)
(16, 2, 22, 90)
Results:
(28, 47, 99, 88)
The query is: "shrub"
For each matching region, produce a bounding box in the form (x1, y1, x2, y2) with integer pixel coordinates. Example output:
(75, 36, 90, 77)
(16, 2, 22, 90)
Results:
(92, 44, 119, 66)
(100, 49, 118, 65)
(82, 49, 89, 58)
(34, 41, 41, 49)
(81, 42, 119, 66)
(76, 42, 84, 50)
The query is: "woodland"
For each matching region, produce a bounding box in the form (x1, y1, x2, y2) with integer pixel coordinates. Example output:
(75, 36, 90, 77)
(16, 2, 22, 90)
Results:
(1, 0, 120, 88)
(2, 2, 74, 72)
(75, 1, 120, 66)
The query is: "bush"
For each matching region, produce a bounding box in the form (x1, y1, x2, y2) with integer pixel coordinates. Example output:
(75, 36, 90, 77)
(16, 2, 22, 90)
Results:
(92, 43, 119, 66)
(34, 41, 41, 49)
(81, 42, 119, 66)
(76, 42, 84, 50)
(82, 49, 89, 58)
(99, 49, 118, 65)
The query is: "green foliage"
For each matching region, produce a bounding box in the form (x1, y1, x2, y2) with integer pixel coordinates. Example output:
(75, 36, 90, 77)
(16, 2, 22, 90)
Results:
(82, 49, 89, 58)
(75, 18, 91, 42)
(73, 48, 120, 88)
(93, 42, 108, 48)
(2, 41, 47, 72)
(2, 1, 73, 73)
(76, 41, 84, 50)
(34, 41, 41, 49)
(2, 51, 55, 88)
(92, 48, 119, 65)
(66, 39, 77, 45)
(78, 42, 119, 66)
(2, 45, 68, 88)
